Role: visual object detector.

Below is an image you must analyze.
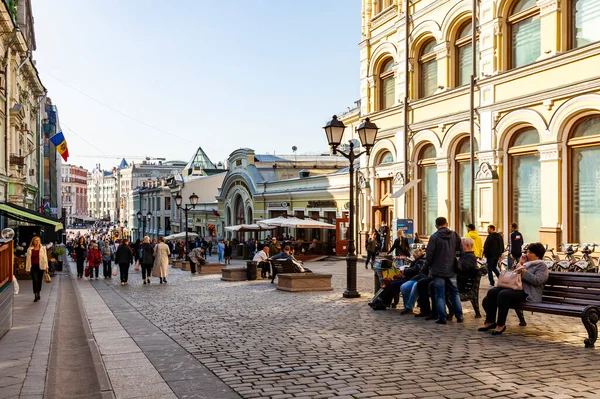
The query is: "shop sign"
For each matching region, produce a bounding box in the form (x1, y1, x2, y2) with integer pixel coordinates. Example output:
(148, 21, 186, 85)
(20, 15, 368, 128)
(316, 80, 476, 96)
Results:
(308, 200, 337, 208)
(267, 202, 288, 208)
(396, 219, 415, 244)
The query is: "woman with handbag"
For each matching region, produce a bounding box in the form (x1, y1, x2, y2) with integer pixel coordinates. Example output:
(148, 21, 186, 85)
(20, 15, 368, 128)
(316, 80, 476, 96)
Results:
(478, 242, 549, 335)
(87, 244, 102, 280)
(74, 236, 87, 278)
(25, 236, 49, 302)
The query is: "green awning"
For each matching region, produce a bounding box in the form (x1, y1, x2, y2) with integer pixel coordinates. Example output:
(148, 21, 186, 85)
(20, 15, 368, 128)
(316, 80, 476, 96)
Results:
(0, 203, 64, 232)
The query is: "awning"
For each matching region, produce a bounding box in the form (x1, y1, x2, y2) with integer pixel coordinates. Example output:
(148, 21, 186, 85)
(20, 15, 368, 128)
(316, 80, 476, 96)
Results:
(225, 224, 276, 232)
(257, 216, 336, 230)
(0, 202, 64, 232)
(391, 179, 421, 198)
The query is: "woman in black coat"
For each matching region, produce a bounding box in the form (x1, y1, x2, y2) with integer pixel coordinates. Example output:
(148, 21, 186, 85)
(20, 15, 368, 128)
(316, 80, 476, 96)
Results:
(388, 230, 410, 257)
(74, 237, 87, 278)
(115, 238, 134, 285)
(223, 240, 233, 265)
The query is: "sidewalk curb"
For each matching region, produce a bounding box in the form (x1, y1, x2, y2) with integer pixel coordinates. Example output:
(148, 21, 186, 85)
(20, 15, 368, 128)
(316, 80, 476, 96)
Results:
(68, 272, 115, 398)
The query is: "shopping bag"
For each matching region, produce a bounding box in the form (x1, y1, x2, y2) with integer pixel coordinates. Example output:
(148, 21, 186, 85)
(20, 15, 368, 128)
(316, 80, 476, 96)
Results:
(44, 271, 52, 283)
(84, 266, 90, 278)
(134, 262, 140, 271)
(13, 277, 19, 295)
(112, 266, 118, 277)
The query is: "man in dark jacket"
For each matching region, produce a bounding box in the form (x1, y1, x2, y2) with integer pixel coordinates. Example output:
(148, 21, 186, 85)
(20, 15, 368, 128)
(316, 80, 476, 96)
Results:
(425, 217, 464, 324)
(378, 222, 389, 252)
(457, 237, 480, 293)
(509, 223, 523, 271)
(483, 224, 504, 286)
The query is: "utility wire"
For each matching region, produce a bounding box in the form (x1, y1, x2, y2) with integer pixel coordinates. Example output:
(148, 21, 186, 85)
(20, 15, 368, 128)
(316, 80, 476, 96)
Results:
(61, 121, 108, 156)
(43, 71, 196, 144)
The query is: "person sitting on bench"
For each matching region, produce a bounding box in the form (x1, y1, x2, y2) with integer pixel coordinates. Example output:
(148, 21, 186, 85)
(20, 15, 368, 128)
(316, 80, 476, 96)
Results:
(252, 246, 271, 278)
(478, 242, 549, 336)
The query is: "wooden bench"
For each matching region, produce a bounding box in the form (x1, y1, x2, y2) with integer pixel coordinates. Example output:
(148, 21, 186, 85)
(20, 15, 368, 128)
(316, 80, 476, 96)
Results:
(510, 272, 600, 348)
(270, 259, 300, 283)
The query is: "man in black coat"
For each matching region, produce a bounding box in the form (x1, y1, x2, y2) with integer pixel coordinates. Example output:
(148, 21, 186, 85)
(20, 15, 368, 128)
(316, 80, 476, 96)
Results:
(483, 224, 504, 286)
(457, 237, 480, 293)
(509, 223, 523, 271)
(426, 217, 464, 324)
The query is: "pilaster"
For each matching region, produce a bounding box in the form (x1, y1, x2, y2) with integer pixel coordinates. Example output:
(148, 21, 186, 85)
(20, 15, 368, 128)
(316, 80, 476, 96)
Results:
(538, 143, 562, 249)
(436, 158, 450, 220)
(537, 0, 561, 59)
(434, 42, 450, 91)
(475, 159, 500, 231)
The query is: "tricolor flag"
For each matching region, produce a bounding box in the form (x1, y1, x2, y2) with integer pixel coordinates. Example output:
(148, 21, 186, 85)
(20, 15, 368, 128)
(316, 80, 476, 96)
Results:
(49, 131, 69, 162)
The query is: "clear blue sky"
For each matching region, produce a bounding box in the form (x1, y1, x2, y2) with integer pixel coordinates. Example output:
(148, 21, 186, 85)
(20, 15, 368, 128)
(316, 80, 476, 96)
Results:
(33, 0, 361, 171)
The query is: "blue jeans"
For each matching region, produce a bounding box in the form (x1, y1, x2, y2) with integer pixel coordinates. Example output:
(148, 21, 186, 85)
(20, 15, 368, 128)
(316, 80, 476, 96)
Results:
(400, 280, 417, 307)
(433, 276, 463, 321)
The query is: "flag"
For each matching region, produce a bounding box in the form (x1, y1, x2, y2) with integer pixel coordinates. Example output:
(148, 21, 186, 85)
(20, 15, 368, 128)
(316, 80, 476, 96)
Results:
(212, 209, 220, 217)
(49, 131, 69, 161)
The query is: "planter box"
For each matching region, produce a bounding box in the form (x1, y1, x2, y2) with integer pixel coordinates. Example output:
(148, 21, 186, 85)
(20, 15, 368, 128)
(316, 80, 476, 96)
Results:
(199, 263, 223, 274)
(181, 261, 190, 271)
(277, 273, 333, 292)
(0, 281, 14, 340)
(172, 260, 182, 269)
(221, 268, 247, 281)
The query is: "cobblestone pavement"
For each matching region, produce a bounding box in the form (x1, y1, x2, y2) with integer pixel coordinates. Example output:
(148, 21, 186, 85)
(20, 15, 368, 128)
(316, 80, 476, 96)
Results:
(94, 258, 600, 399)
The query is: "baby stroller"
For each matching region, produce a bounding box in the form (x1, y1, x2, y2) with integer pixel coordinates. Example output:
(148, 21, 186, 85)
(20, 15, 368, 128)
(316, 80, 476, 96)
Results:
(369, 258, 404, 309)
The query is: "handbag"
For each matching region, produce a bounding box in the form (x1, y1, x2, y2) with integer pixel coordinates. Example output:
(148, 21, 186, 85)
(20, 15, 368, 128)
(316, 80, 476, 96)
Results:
(134, 262, 140, 271)
(112, 266, 118, 277)
(84, 266, 90, 278)
(497, 270, 522, 290)
(44, 271, 52, 283)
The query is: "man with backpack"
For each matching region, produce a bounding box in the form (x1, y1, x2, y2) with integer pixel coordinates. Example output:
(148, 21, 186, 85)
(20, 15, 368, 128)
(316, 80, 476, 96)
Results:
(425, 217, 464, 324)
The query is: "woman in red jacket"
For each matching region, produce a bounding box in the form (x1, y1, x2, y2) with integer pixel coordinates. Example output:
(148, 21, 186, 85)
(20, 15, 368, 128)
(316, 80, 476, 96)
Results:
(87, 243, 102, 280)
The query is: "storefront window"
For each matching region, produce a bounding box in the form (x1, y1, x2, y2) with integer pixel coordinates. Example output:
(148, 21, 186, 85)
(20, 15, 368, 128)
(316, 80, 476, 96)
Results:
(572, 0, 600, 48)
(511, 154, 541, 243)
(456, 138, 478, 236)
(418, 144, 437, 236)
(509, 0, 540, 69)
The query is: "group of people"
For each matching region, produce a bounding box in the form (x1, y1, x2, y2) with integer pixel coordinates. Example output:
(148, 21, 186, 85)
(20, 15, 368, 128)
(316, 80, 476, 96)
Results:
(251, 240, 310, 281)
(370, 217, 549, 335)
(70, 236, 171, 285)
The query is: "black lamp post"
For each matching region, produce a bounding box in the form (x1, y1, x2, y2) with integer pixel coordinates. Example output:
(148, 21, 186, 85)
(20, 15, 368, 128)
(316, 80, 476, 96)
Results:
(137, 211, 152, 239)
(174, 192, 199, 257)
(323, 115, 378, 298)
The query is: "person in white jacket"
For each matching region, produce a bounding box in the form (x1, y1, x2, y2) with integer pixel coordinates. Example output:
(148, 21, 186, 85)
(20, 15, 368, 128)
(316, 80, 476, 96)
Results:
(153, 237, 171, 283)
(26, 236, 49, 302)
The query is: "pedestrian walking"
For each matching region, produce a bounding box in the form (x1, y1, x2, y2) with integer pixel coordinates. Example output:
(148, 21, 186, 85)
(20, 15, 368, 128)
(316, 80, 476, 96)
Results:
(140, 236, 154, 284)
(378, 221, 389, 252)
(152, 237, 171, 283)
(74, 236, 87, 278)
(208, 241, 213, 257)
(25, 237, 48, 303)
(509, 223, 524, 270)
(115, 238, 134, 285)
(224, 240, 232, 265)
(217, 240, 225, 263)
(425, 217, 464, 324)
(465, 224, 484, 259)
(365, 232, 378, 269)
(483, 224, 504, 286)
(102, 239, 114, 278)
(86, 243, 102, 280)
(388, 230, 410, 257)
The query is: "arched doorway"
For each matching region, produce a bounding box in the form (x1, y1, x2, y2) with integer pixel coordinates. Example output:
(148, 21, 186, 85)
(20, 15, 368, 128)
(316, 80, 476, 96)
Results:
(568, 116, 600, 243)
(509, 127, 541, 242)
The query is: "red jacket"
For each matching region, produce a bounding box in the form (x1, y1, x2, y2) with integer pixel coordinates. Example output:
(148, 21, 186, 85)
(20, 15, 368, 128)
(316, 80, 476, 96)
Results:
(87, 249, 102, 267)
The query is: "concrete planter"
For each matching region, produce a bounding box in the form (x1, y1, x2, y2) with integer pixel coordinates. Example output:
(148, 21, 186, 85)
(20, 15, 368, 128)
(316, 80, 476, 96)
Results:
(172, 260, 182, 269)
(276, 273, 333, 292)
(199, 263, 223, 274)
(221, 268, 247, 281)
(181, 261, 190, 271)
(0, 281, 14, 340)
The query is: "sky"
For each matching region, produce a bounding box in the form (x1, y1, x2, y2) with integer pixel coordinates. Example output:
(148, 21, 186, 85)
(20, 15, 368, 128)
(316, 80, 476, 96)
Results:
(33, 0, 362, 171)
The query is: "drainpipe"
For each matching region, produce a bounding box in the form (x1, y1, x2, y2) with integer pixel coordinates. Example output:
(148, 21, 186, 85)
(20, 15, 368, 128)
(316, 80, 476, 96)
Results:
(35, 92, 46, 207)
(3, 28, 19, 184)
(403, 0, 410, 218)
(470, 0, 478, 226)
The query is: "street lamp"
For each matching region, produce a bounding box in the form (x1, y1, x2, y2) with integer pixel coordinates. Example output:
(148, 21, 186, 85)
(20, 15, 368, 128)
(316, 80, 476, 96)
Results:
(137, 210, 152, 239)
(323, 115, 378, 298)
(174, 192, 199, 257)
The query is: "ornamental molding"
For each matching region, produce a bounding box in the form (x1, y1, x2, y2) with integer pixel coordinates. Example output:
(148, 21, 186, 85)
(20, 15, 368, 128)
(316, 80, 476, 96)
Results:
(393, 172, 404, 186)
(538, 143, 561, 162)
(476, 162, 499, 180)
(537, 0, 560, 17)
(367, 77, 375, 88)
(434, 42, 450, 59)
(435, 158, 450, 173)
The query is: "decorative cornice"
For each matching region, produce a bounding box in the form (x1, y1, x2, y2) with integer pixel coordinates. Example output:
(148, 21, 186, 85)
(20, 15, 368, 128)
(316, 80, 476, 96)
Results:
(538, 0, 560, 17)
(538, 143, 561, 162)
(476, 162, 499, 181)
(435, 158, 450, 173)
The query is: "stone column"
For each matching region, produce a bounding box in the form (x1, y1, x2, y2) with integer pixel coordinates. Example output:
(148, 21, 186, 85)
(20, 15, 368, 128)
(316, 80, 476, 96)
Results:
(537, 0, 561, 59)
(436, 158, 450, 220)
(538, 143, 562, 249)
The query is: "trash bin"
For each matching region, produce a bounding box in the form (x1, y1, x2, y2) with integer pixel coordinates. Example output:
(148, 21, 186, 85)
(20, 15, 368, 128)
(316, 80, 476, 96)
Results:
(246, 261, 257, 281)
(374, 271, 381, 293)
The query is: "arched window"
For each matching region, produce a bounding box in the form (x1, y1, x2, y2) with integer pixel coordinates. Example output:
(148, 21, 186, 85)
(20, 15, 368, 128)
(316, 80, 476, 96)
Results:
(419, 40, 438, 98)
(509, 0, 540, 69)
(377, 150, 394, 165)
(572, 0, 600, 48)
(418, 144, 437, 236)
(508, 127, 541, 242)
(568, 117, 600, 243)
(379, 59, 396, 110)
(456, 21, 479, 87)
(455, 137, 479, 236)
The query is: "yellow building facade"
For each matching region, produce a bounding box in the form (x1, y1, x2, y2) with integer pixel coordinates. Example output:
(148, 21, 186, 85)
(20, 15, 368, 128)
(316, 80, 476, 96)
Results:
(348, 0, 600, 249)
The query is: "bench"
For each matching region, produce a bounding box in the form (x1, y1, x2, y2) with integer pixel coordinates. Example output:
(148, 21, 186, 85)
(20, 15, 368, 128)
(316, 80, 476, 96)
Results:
(511, 272, 600, 347)
(441, 267, 487, 319)
(270, 259, 301, 283)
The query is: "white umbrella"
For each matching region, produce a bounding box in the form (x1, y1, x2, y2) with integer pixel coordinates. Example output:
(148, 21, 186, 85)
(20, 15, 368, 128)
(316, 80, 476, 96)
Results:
(163, 232, 199, 240)
(225, 224, 275, 232)
(257, 216, 335, 230)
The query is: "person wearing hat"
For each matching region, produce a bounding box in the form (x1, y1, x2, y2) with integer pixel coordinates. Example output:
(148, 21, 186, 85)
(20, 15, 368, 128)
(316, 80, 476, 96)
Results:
(466, 224, 483, 259)
(269, 237, 281, 257)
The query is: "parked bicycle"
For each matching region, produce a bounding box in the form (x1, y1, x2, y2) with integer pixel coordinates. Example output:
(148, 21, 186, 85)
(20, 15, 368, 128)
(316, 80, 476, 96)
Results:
(554, 244, 580, 272)
(572, 243, 597, 273)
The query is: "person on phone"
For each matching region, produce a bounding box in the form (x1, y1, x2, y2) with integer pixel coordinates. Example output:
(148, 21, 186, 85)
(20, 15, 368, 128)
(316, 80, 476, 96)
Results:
(509, 223, 524, 270)
(478, 242, 549, 335)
